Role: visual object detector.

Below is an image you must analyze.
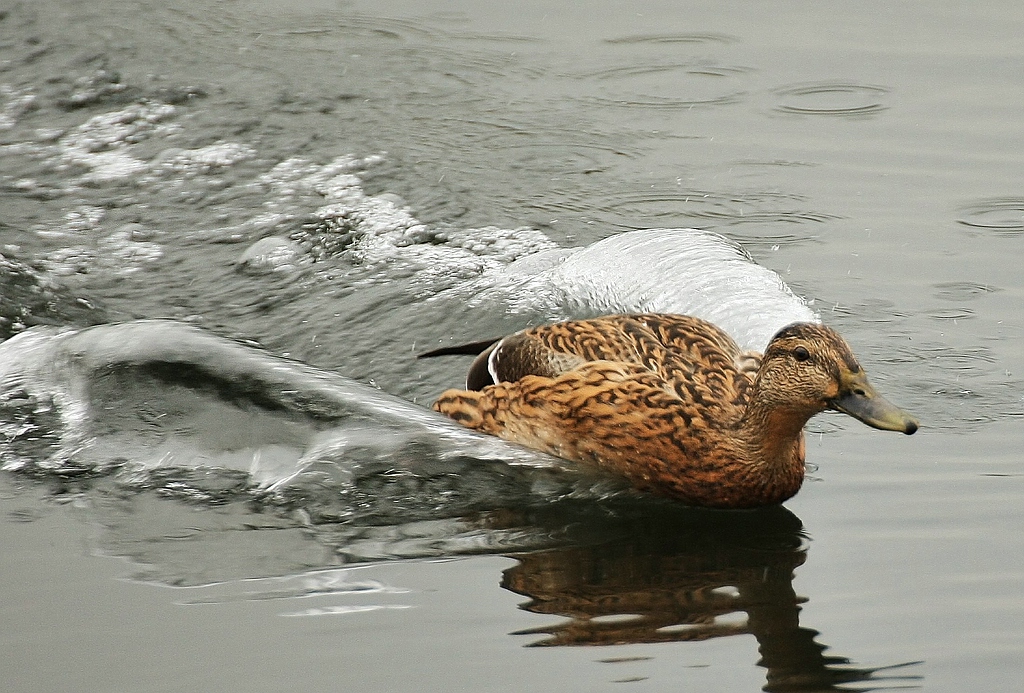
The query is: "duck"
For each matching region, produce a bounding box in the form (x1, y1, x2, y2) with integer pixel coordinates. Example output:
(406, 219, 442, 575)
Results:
(421, 313, 918, 509)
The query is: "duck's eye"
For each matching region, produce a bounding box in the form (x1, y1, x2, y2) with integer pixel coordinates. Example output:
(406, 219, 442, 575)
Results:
(793, 346, 810, 362)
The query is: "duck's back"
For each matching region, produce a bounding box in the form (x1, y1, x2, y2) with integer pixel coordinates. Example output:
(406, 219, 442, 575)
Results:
(477, 314, 757, 413)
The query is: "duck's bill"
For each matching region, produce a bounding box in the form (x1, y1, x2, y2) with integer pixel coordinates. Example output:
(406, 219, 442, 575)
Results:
(830, 379, 919, 435)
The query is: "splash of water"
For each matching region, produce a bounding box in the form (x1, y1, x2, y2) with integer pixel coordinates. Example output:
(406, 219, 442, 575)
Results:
(0, 222, 816, 497)
(453, 228, 817, 352)
(0, 319, 563, 477)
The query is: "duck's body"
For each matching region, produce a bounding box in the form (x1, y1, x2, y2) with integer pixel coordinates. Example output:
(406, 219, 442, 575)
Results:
(425, 314, 917, 509)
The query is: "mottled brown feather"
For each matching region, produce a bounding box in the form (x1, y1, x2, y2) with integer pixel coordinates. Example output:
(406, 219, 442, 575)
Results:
(431, 313, 915, 509)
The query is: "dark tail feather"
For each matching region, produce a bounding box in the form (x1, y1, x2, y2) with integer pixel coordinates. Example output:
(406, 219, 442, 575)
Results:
(418, 337, 500, 359)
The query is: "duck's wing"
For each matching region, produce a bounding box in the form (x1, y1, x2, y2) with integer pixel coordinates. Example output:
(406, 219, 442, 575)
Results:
(473, 332, 588, 390)
(631, 314, 761, 403)
(453, 316, 667, 391)
(420, 316, 652, 390)
(422, 313, 760, 395)
(420, 332, 586, 391)
(519, 314, 757, 406)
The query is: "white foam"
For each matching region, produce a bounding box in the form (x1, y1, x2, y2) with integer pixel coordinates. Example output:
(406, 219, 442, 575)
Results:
(0, 85, 37, 131)
(452, 228, 817, 352)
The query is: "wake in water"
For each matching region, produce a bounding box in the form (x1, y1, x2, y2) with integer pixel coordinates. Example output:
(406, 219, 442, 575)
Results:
(0, 87, 818, 553)
(0, 225, 815, 492)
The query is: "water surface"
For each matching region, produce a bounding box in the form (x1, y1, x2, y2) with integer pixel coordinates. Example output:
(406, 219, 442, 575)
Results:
(1, 1, 1022, 692)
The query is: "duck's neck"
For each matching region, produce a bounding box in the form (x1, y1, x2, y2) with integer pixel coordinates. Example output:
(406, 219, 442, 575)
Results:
(735, 395, 816, 496)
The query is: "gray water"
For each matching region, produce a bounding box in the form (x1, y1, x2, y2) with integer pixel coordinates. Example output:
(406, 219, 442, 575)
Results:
(1, 1, 1022, 691)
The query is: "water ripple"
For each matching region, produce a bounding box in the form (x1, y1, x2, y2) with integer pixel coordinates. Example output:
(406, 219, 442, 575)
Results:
(587, 90, 746, 110)
(773, 82, 890, 118)
(957, 198, 1024, 236)
(578, 63, 748, 110)
(932, 281, 1002, 301)
(604, 33, 738, 46)
(898, 342, 996, 370)
(581, 188, 838, 238)
(926, 307, 976, 321)
(881, 340, 1019, 431)
(581, 63, 750, 80)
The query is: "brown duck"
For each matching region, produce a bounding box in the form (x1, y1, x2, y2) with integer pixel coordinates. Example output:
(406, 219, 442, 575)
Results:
(423, 313, 918, 509)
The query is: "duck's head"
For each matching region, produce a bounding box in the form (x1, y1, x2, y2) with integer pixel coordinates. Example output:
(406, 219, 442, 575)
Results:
(757, 322, 918, 435)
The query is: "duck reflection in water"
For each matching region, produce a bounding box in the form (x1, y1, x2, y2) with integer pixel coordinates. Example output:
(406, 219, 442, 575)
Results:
(494, 502, 921, 692)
